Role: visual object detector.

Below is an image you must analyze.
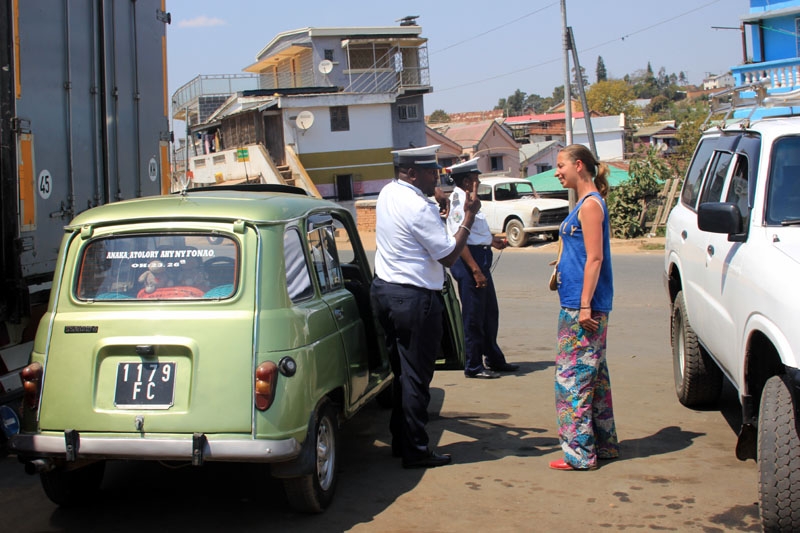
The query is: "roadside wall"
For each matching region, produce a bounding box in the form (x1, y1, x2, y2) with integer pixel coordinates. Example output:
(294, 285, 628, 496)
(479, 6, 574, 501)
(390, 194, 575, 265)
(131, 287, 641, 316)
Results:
(355, 200, 377, 232)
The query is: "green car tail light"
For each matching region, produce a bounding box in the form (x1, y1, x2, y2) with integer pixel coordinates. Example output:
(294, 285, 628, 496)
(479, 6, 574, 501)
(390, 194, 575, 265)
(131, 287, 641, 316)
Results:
(255, 362, 278, 411)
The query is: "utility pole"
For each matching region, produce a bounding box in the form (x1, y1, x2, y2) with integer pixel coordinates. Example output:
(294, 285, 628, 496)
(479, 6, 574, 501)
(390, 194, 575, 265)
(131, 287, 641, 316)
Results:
(561, 0, 572, 146)
(568, 26, 598, 159)
(561, 0, 576, 209)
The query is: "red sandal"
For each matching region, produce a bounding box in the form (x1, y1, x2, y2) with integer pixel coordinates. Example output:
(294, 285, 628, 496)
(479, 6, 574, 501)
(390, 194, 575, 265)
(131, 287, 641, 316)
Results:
(549, 458, 597, 471)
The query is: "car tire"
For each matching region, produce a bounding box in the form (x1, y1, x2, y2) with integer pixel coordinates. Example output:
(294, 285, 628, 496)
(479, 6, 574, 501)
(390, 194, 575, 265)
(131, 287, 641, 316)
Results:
(504, 219, 526, 248)
(283, 401, 339, 513)
(758, 374, 800, 531)
(671, 290, 722, 406)
(40, 460, 105, 507)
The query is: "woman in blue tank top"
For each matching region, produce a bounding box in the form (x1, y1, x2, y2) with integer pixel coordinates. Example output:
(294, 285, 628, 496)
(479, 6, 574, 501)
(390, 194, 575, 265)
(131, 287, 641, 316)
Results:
(548, 144, 619, 471)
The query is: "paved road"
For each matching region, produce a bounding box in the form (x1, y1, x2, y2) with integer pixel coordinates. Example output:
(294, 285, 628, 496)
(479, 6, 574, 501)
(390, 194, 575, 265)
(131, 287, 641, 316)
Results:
(0, 250, 761, 532)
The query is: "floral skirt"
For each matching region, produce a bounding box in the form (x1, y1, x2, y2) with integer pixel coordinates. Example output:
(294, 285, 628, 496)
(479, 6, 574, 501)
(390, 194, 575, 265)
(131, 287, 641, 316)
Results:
(555, 308, 619, 469)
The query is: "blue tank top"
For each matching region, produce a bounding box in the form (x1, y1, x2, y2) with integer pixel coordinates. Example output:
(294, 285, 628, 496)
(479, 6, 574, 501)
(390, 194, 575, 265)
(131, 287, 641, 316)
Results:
(556, 192, 613, 312)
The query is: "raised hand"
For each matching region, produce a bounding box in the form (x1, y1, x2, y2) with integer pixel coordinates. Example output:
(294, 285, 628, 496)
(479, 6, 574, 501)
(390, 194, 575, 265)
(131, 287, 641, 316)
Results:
(463, 179, 481, 216)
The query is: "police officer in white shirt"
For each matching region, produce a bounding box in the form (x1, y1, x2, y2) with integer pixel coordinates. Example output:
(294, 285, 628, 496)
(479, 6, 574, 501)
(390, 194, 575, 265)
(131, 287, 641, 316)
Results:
(446, 157, 519, 379)
(371, 145, 480, 469)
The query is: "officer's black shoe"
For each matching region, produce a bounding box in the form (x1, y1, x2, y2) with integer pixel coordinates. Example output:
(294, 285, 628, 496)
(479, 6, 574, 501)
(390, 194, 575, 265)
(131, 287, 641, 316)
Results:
(402, 450, 452, 469)
(487, 363, 519, 372)
(466, 370, 500, 379)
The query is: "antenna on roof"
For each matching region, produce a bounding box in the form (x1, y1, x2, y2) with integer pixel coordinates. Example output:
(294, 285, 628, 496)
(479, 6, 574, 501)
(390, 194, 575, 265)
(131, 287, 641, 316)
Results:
(396, 15, 419, 26)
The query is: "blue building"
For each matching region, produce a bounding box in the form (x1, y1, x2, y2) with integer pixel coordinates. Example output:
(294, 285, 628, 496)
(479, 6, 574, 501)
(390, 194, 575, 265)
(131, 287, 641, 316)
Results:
(732, 0, 800, 117)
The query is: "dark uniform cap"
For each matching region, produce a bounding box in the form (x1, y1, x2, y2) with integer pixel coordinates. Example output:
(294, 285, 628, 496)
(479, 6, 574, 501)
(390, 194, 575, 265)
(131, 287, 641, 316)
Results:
(392, 144, 443, 169)
(447, 156, 481, 177)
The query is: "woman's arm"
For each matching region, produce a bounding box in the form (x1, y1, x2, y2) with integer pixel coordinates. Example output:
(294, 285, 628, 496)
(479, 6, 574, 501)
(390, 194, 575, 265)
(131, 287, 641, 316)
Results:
(578, 197, 604, 331)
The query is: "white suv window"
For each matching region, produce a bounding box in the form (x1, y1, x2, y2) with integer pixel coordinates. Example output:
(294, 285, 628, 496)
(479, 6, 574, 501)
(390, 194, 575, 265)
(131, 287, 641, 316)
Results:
(681, 137, 721, 209)
(766, 136, 800, 225)
(699, 151, 733, 205)
(725, 157, 750, 230)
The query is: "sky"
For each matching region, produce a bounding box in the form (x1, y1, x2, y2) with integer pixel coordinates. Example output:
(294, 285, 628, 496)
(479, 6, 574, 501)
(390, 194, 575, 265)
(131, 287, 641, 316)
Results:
(166, 0, 750, 115)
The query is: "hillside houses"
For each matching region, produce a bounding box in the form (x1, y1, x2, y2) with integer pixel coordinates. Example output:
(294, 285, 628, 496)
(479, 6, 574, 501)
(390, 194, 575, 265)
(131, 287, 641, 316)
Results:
(427, 120, 519, 176)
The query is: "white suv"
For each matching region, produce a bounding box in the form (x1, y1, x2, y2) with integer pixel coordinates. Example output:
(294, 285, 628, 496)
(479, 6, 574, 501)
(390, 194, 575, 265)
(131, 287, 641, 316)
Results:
(476, 177, 569, 247)
(664, 111, 800, 530)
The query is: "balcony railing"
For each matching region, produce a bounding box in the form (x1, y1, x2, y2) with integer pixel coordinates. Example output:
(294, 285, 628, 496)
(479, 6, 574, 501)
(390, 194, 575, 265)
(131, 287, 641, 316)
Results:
(732, 58, 800, 93)
(172, 74, 259, 111)
(710, 58, 800, 120)
(343, 45, 430, 95)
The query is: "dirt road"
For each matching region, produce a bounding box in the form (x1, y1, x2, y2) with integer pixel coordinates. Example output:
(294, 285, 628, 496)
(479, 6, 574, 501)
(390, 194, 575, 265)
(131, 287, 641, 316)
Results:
(0, 251, 761, 532)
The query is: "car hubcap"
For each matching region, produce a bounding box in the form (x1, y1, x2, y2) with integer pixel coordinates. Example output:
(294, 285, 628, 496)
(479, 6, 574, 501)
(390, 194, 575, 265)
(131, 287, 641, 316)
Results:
(316, 416, 334, 491)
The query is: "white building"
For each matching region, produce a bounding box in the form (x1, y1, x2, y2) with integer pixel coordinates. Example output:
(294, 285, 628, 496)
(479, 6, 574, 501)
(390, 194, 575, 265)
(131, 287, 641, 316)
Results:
(703, 72, 735, 90)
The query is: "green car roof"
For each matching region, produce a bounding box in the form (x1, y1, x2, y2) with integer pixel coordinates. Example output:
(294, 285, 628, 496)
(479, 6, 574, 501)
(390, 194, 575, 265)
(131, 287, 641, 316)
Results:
(67, 187, 340, 229)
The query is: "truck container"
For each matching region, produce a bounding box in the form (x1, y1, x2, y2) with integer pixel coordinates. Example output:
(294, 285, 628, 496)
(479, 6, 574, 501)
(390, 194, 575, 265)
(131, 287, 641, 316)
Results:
(0, 0, 171, 405)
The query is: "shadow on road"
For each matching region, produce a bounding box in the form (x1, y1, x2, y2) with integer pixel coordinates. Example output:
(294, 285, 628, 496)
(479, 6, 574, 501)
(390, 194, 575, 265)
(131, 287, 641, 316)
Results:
(41, 383, 552, 532)
(618, 425, 706, 460)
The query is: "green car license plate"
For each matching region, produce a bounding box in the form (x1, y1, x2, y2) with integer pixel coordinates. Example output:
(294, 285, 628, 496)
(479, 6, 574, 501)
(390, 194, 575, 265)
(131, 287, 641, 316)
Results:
(114, 362, 176, 409)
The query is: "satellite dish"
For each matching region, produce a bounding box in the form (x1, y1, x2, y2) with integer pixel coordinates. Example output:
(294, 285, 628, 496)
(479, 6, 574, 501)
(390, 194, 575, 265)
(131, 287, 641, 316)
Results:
(296, 110, 315, 131)
(318, 60, 333, 74)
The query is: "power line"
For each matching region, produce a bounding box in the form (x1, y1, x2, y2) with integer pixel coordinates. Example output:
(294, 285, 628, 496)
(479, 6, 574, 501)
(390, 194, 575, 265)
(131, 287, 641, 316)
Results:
(435, 0, 724, 94)
(431, 2, 558, 55)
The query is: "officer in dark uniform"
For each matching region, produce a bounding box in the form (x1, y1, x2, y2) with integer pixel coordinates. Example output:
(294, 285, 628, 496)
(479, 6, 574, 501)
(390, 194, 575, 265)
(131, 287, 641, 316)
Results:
(445, 157, 519, 378)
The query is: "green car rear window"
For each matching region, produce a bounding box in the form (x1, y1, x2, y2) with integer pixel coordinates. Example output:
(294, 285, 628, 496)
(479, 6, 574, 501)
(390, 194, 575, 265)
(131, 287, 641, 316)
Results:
(76, 234, 239, 301)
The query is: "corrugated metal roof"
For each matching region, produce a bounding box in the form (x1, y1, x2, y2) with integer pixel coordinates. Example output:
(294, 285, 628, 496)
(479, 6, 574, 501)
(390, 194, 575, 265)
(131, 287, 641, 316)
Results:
(519, 140, 562, 162)
(526, 166, 631, 192)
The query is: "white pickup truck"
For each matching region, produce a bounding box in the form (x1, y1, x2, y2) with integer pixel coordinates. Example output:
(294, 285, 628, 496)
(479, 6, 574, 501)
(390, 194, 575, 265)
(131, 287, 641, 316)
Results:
(664, 100, 800, 531)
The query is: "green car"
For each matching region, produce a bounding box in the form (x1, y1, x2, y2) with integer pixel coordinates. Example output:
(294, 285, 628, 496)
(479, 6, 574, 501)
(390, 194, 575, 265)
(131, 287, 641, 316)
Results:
(11, 184, 465, 512)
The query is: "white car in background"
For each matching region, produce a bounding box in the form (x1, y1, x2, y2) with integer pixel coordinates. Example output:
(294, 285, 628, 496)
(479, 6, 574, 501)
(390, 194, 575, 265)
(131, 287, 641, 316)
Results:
(476, 177, 569, 247)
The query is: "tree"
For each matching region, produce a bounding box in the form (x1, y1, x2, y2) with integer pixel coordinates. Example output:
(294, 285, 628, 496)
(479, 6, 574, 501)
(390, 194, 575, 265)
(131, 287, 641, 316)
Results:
(607, 147, 670, 238)
(572, 66, 588, 92)
(428, 109, 450, 123)
(646, 95, 670, 114)
(495, 89, 528, 116)
(672, 103, 708, 163)
(596, 56, 607, 83)
(657, 67, 669, 90)
(523, 93, 549, 114)
(551, 85, 565, 107)
(586, 80, 636, 116)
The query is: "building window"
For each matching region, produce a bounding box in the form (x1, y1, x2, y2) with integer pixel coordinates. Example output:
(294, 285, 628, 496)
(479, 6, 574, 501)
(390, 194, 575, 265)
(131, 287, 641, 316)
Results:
(324, 49, 334, 62)
(330, 106, 350, 132)
(490, 156, 503, 172)
(349, 44, 392, 69)
(398, 104, 418, 121)
(796, 18, 800, 58)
